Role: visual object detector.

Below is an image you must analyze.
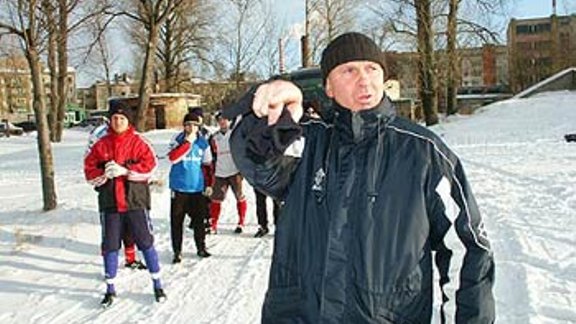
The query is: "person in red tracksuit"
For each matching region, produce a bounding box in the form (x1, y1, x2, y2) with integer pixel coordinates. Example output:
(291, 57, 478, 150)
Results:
(84, 100, 166, 308)
(86, 120, 146, 270)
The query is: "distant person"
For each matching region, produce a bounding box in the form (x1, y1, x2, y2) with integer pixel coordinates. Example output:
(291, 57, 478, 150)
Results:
(227, 32, 495, 322)
(168, 112, 213, 262)
(253, 188, 281, 238)
(186, 106, 212, 232)
(84, 100, 166, 308)
(85, 116, 147, 271)
(188, 106, 211, 138)
(207, 111, 247, 234)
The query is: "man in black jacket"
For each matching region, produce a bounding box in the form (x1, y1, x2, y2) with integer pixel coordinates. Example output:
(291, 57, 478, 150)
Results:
(227, 32, 495, 323)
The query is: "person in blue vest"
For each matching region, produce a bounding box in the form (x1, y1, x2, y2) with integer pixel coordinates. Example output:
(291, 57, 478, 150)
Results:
(168, 112, 213, 263)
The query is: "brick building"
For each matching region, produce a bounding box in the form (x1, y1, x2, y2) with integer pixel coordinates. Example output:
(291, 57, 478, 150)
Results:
(0, 55, 76, 121)
(508, 14, 576, 92)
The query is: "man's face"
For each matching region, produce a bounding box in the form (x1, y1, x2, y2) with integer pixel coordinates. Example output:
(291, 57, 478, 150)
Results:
(183, 121, 199, 134)
(217, 117, 229, 130)
(110, 114, 129, 134)
(324, 61, 385, 112)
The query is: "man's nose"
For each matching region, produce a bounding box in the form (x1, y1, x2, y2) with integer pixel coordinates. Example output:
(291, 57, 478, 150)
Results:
(357, 69, 370, 85)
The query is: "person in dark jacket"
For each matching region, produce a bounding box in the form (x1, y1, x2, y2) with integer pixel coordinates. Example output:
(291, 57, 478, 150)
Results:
(227, 32, 495, 323)
(253, 188, 281, 238)
(84, 101, 166, 307)
(168, 113, 213, 262)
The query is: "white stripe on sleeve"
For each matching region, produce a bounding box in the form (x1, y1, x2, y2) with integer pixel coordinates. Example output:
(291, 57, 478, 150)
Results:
(435, 176, 463, 324)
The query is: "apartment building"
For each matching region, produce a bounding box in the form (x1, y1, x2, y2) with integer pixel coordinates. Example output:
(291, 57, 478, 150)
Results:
(78, 73, 135, 111)
(0, 55, 76, 120)
(508, 14, 576, 92)
(386, 44, 508, 100)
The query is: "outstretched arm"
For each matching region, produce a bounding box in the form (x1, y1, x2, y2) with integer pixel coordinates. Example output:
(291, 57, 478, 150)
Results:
(228, 81, 305, 200)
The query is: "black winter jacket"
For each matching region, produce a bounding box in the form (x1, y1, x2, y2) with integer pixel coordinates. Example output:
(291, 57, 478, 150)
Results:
(230, 97, 495, 323)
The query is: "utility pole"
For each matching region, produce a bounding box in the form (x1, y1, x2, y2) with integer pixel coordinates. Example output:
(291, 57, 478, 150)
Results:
(279, 38, 285, 74)
(301, 0, 313, 67)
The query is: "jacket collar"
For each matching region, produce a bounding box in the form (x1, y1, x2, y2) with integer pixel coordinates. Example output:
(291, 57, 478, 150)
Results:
(333, 96, 396, 143)
(108, 125, 135, 140)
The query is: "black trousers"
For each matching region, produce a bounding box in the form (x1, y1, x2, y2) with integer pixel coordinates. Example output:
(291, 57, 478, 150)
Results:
(170, 191, 208, 254)
(254, 188, 281, 228)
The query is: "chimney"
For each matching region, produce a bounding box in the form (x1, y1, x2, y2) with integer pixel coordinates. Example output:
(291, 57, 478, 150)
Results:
(301, 35, 312, 68)
(279, 38, 285, 74)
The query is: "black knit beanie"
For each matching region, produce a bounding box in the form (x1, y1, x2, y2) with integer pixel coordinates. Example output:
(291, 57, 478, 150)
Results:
(320, 32, 385, 84)
(183, 112, 201, 125)
(188, 106, 204, 117)
(108, 99, 136, 125)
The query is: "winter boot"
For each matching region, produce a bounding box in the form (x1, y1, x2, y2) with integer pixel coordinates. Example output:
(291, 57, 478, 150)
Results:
(125, 260, 147, 270)
(154, 288, 167, 303)
(197, 249, 212, 258)
(254, 226, 269, 238)
(100, 292, 116, 308)
(172, 253, 182, 264)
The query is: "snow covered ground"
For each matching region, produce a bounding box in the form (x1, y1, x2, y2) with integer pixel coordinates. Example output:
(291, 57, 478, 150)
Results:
(0, 91, 575, 323)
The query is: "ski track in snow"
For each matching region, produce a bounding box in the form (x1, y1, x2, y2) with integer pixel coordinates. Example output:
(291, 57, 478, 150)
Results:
(450, 136, 576, 323)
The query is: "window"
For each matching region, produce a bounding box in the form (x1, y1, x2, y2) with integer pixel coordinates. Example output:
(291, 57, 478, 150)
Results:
(516, 23, 552, 34)
(516, 25, 530, 34)
(535, 23, 551, 33)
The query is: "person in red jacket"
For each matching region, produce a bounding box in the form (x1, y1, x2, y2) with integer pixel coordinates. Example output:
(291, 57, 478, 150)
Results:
(86, 119, 147, 270)
(84, 100, 166, 308)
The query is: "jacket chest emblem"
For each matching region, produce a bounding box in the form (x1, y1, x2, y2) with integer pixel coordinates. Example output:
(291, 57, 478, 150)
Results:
(312, 167, 326, 202)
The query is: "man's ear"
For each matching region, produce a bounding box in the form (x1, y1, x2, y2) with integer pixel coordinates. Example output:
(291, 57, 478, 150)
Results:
(324, 79, 334, 99)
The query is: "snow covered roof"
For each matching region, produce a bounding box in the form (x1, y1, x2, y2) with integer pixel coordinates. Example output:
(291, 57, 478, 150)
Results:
(514, 67, 576, 99)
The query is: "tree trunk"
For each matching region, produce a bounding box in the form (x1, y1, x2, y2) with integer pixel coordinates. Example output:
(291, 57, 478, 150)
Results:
(446, 0, 459, 115)
(416, 0, 438, 126)
(47, 26, 58, 141)
(27, 46, 58, 211)
(136, 24, 160, 131)
(55, 0, 68, 142)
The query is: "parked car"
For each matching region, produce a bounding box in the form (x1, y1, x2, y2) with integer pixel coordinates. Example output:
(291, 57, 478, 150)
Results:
(565, 133, 576, 142)
(78, 116, 107, 127)
(0, 122, 24, 136)
(13, 121, 37, 132)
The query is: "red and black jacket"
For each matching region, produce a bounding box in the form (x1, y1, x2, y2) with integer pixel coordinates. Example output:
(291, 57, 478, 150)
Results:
(84, 126, 157, 213)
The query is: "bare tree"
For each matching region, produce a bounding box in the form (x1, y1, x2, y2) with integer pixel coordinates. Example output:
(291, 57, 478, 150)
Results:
(260, 8, 289, 77)
(40, 0, 113, 141)
(0, 0, 57, 210)
(445, 0, 459, 115)
(415, 0, 438, 125)
(116, 0, 185, 131)
(88, 16, 117, 96)
(155, 0, 214, 92)
(43, 0, 59, 139)
(216, 0, 270, 87)
(443, 0, 503, 114)
(307, 0, 360, 64)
